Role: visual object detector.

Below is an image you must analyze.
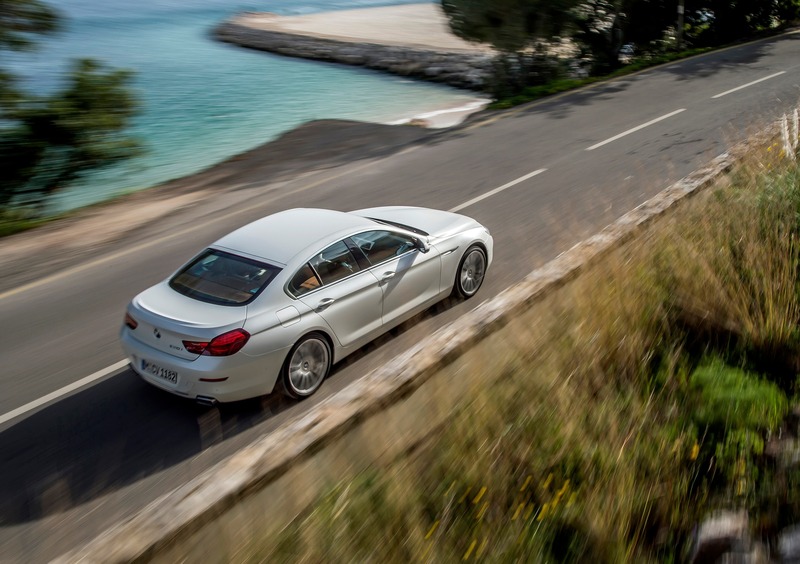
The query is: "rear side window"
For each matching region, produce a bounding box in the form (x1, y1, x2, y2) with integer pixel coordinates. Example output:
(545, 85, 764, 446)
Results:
(170, 249, 281, 306)
(309, 241, 360, 284)
(288, 263, 321, 297)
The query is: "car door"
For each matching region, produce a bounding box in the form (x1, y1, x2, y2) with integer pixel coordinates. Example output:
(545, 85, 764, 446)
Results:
(294, 240, 383, 348)
(351, 230, 442, 326)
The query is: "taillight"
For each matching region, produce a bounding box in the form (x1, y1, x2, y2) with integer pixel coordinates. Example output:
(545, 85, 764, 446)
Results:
(183, 340, 208, 355)
(183, 329, 250, 357)
(124, 313, 138, 330)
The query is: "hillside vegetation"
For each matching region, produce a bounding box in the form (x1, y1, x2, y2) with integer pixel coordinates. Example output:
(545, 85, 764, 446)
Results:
(246, 115, 800, 562)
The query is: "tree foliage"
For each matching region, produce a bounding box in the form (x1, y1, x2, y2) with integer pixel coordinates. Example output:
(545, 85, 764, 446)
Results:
(442, 0, 581, 53)
(0, 0, 141, 213)
(1, 59, 141, 209)
(441, 0, 582, 96)
(0, 0, 60, 52)
(0, 0, 60, 113)
(621, 0, 800, 49)
(572, 0, 625, 74)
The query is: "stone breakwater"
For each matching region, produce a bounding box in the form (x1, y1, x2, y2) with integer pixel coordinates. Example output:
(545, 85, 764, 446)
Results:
(214, 15, 493, 91)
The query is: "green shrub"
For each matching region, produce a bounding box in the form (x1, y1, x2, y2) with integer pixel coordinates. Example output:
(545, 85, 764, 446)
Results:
(0, 209, 49, 237)
(689, 361, 787, 432)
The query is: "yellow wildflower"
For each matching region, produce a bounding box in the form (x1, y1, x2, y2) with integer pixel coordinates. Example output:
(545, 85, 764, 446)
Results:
(463, 539, 477, 560)
(512, 503, 524, 521)
(425, 520, 440, 540)
(556, 480, 570, 500)
(537, 503, 550, 522)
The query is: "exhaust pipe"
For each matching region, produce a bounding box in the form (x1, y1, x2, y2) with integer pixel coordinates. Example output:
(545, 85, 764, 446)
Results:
(195, 395, 218, 407)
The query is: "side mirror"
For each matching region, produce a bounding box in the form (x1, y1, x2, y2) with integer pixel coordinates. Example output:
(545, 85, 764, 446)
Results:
(414, 237, 430, 254)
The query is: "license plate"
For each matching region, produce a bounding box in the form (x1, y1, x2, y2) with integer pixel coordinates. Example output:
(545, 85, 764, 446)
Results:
(141, 359, 178, 384)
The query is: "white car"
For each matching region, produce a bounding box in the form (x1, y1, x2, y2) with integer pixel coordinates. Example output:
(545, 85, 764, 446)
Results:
(120, 207, 493, 404)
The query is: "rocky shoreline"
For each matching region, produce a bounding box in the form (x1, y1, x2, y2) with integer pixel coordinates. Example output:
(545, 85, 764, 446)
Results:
(214, 10, 493, 91)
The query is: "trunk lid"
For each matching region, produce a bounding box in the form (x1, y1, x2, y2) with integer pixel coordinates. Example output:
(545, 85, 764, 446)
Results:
(127, 281, 246, 360)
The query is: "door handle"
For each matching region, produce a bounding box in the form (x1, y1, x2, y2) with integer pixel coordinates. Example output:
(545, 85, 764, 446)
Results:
(380, 272, 396, 282)
(315, 298, 335, 311)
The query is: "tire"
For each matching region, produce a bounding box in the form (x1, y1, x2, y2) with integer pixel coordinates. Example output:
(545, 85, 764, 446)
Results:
(453, 245, 487, 299)
(279, 332, 331, 399)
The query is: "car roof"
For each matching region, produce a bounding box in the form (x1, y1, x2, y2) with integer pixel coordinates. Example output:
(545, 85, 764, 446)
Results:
(212, 208, 377, 265)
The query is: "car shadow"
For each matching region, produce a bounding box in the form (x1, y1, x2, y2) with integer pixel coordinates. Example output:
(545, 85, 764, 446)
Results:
(0, 369, 296, 525)
(0, 297, 465, 526)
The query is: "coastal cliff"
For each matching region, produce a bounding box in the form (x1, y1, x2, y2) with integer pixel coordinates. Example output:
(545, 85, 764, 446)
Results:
(213, 8, 493, 91)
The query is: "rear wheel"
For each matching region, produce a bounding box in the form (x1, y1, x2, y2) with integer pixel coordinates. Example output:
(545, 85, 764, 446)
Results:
(280, 333, 331, 399)
(453, 245, 486, 299)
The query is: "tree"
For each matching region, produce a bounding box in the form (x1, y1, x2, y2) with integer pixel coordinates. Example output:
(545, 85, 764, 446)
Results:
(441, 0, 582, 96)
(442, 0, 580, 52)
(0, 0, 59, 51)
(0, 0, 60, 113)
(620, 0, 800, 50)
(0, 0, 141, 213)
(572, 0, 626, 74)
(1, 60, 141, 209)
(699, 0, 799, 44)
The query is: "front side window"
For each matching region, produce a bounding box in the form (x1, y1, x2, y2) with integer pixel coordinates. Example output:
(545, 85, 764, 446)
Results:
(309, 241, 360, 284)
(351, 230, 417, 265)
(170, 249, 280, 306)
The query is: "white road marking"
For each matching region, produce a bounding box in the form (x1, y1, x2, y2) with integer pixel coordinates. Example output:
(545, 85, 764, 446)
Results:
(0, 359, 129, 427)
(711, 71, 786, 99)
(448, 169, 547, 213)
(585, 109, 687, 151)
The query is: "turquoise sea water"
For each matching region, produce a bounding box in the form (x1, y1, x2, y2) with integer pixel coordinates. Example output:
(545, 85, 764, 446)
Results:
(8, 0, 481, 211)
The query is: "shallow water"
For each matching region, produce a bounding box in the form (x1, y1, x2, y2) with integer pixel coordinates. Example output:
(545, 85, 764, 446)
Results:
(8, 0, 482, 211)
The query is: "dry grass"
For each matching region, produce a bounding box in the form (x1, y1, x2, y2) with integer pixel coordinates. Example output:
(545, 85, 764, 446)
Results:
(246, 120, 800, 563)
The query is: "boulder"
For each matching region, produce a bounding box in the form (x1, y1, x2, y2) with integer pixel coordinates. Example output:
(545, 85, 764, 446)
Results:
(691, 511, 749, 563)
(778, 524, 800, 562)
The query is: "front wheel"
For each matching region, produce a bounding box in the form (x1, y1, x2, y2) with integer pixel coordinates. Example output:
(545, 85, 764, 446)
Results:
(279, 332, 331, 399)
(453, 245, 486, 299)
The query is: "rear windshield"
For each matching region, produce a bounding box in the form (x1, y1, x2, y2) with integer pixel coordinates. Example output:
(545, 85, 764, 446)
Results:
(169, 249, 281, 306)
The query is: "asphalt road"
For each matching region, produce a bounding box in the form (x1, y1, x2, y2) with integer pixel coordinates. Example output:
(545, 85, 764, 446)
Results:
(1, 33, 799, 560)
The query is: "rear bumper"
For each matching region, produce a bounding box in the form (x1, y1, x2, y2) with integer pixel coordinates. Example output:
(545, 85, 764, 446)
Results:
(120, 327, 290, 403)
